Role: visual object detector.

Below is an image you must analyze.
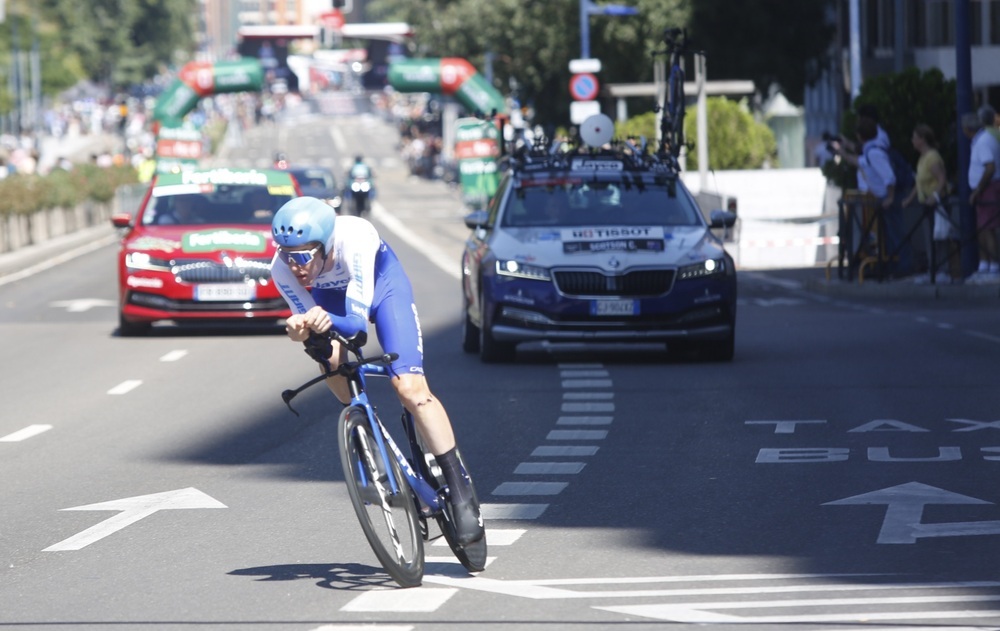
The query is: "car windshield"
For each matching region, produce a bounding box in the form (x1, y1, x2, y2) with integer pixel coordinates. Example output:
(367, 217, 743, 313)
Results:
(289, 169, 336, 192)
(142, 186, 292, 226)
(501, 181, 702, 228)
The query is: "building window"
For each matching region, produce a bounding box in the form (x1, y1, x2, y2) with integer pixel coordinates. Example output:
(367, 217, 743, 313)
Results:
(928, 0, 954, 46)
(909, 0, 926, 47)
(972, 0, 984, 45)
(991, 0, 1000, 43)
(866, 0, 897, 50)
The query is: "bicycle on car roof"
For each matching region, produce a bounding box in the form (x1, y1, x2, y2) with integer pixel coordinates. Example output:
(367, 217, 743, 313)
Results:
(653, 27, 701, 165)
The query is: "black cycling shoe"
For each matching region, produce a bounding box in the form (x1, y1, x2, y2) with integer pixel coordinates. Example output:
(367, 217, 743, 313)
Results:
(450, 498, 485, 545)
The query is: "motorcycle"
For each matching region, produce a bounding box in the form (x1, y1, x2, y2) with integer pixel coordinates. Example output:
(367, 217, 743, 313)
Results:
(346, 176, 373, 216)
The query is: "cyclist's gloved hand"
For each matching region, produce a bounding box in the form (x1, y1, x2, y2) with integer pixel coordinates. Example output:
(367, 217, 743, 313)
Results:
(303, 333, 333, 363)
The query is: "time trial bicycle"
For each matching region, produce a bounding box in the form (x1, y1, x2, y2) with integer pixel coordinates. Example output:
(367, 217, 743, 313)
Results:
(654, 27, 696, 162)
(280, 330, 487, 587)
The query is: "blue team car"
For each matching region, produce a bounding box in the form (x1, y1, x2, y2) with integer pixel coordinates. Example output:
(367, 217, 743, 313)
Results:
(460, 123, 737, 362)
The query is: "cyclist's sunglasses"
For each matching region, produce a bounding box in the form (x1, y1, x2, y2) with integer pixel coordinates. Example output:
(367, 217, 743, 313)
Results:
(277, 244, 323, 267)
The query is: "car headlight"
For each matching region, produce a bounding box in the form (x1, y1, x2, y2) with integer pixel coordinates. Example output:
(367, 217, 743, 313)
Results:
(495, 259, 551, 281)
(125, 252, 172, 272)
(677, 258, 726, 280)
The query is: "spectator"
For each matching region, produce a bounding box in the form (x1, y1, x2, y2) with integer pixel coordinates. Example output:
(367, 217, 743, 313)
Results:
(835, 103, 890, 157)
(982, 105, 1000, 144)
(837, 117, 907, 276)
(963, 110, 1000, 283)
(903, 124, 958, 283)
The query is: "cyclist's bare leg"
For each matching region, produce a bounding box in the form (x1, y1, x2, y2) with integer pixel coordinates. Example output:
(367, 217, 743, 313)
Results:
(393, 372, 484, 544)
(391, 373, 455, 454)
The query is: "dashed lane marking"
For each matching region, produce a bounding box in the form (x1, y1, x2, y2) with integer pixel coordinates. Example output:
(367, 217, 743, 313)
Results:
(557, 416, 612, 425)
(533, 446, 600, 457)
(492, 482, 568, 495)
(432, 528, 525, 547)
(563, 391, 614, 400)
(107, 380, 142, 395)
(339, 587, 457, 612)
(481, 504, 548, 520)
(547, 429, 608, 440)
(159, 350, 188, 362)
(515, 462, 586, 475)
(312, 626, 412, 631)
(562, 402, 614, 413)
(561, 379, 613, 388)
(0, 424, 53, 442)
(560, 370, 611, 378)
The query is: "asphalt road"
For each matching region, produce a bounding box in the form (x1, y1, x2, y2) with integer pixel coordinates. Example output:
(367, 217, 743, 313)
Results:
(2, 97, 1000, 630)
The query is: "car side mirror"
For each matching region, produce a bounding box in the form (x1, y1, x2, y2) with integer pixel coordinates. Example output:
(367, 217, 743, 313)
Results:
(111, 213, 133, 229)
(709, 209, 737, 229)
(464, 209, 490, 230)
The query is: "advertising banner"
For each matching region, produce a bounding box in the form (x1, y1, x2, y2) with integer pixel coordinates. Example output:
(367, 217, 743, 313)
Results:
(455, 118, 500, 208)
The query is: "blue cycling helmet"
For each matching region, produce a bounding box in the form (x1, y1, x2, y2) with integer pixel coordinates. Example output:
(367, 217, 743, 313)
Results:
(271, 196, 337, 253)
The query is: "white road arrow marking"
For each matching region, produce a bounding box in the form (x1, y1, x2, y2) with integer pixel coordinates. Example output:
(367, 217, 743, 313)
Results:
(44, 487, 227, 551)
(824, 481, 1000, 544)
(49, 298, 117, 313)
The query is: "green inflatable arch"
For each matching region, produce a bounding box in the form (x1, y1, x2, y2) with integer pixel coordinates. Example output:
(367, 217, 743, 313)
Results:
(387, 58, 507, 116)
(153, 58, 264, 127)
(388, 58, 507, 208)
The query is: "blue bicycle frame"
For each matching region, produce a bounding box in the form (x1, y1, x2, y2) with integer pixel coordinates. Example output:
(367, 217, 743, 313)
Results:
(349, 362, 446, 515)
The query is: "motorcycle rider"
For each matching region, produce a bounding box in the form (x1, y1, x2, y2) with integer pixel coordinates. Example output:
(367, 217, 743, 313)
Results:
(345, 155, 374, 216)
(348, 154, 372, 180)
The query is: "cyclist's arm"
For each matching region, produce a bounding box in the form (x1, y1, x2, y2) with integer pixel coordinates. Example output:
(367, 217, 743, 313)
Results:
(341, 227, 380, 339)
(271, 259, 365, 340)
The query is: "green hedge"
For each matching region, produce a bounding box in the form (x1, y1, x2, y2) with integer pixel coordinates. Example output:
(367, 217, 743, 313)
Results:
(0, 164, 139, 216)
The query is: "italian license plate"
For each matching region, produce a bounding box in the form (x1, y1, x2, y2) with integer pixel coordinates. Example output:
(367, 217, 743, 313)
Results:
(194, 283, 256, 301)
(591, 300, 638, 316)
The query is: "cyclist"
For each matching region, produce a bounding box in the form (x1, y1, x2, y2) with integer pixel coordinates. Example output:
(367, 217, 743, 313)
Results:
(269, 196, 485, 545)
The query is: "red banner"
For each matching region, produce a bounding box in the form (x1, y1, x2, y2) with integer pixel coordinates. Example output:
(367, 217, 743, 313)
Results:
(179, 61, 215, 97)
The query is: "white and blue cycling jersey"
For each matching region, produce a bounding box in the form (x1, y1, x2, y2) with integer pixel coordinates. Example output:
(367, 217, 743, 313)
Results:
(271, 215, 425, 376)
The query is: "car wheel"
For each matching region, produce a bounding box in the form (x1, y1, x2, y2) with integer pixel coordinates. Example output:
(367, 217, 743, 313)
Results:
(118, 313, 151, 337)
(478, 295, 515, 363)
(461, 294, 480, 353)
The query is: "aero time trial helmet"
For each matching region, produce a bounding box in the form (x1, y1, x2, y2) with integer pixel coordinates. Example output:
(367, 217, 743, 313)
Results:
(272, 196, 336, 253)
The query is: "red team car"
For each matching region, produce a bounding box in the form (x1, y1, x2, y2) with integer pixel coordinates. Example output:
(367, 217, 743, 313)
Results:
(111, 167, 301, 335)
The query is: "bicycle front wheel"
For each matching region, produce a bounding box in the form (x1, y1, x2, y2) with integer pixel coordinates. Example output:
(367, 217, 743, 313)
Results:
(339, 406, 424, 587)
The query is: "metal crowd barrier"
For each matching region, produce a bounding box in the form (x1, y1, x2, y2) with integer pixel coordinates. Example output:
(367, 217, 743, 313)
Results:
(828, 190, 980, 284)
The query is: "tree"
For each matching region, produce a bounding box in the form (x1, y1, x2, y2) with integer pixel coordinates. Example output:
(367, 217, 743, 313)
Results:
(683, 97, 777, 170)
(823, 68, 957, 190)
(367, 0, 688, 127)
(38, 0, 196, 89)
(688, 0, 835, 104)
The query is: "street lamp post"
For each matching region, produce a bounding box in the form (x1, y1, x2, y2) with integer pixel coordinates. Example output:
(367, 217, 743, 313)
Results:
(579, 0, 639, 59)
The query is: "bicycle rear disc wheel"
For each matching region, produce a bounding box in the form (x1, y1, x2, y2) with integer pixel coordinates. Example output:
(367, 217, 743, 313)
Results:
(422, 446, 488, 573)
(339, 407, 424, 587)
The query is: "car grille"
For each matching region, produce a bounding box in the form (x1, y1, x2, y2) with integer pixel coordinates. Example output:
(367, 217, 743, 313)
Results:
(553, 269, 674, 297)
(173, 258, 272, 283)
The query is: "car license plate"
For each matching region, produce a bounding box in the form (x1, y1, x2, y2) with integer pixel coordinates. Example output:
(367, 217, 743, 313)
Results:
(591, 300, 638, 316)
(194, 283, 256, 301)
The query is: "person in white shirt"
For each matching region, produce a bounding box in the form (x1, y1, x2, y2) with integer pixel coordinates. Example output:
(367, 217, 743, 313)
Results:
(963, 111, 1000, 282)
